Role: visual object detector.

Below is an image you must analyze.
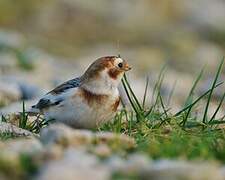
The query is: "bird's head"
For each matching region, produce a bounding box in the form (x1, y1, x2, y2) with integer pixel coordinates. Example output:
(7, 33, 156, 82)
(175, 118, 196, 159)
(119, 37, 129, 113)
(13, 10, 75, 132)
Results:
(81, 56, 131, 94)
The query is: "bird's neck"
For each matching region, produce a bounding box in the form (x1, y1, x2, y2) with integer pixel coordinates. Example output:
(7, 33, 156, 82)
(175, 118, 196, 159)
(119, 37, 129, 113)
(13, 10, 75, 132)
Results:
(80, 68, 122, 95)
(81, 79, 118, 95)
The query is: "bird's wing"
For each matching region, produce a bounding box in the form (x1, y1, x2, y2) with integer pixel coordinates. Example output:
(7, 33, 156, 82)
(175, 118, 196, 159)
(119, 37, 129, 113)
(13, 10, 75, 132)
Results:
(32, 77, 81, 110)
(48, 77, 81, 95)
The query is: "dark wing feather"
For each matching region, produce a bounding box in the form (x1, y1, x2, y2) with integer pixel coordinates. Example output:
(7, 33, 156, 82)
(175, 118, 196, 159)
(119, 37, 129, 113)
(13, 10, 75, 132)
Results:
(48, 77, 81, 95)
(32, 77, 81, 110)
(32, 98, 64, 110)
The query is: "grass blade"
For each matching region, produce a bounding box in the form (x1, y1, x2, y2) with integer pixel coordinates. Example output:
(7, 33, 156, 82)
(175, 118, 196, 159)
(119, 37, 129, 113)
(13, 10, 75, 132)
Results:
(122, 77, 139, 114)
(142, 76, 149, 109)
(1, 115, 7, 122)
(158, 92, 168, 118)
(175, 82, 223, 116)
(209, 91, 225, 123)
(151, 65, 166, 105)
(19, 101, 27, 129)
(208, 120, 225, 125)
(182, 105, 193, 127)
(184, 67, 204, 106)
(181, 67, 204, 127)
(123, 74, 142, 111)
(202, 58, 224, 124)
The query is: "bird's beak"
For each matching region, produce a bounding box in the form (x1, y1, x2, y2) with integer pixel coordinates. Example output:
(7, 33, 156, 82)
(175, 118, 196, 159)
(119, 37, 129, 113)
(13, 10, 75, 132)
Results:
(124, 66, 132, 71)
(124, 64, 132, 71)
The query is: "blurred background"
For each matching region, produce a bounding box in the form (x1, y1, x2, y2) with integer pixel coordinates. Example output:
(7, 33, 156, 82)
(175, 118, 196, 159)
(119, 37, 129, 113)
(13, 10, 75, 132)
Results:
(0, 0, 225, 114)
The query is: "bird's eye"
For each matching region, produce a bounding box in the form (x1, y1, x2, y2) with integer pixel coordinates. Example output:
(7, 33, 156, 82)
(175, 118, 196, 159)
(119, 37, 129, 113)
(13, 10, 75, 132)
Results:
(118, 63, 123, 68)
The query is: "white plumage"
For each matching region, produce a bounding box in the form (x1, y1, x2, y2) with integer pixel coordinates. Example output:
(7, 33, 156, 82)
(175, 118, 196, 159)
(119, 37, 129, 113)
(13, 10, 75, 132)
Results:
(31, 56, 131, 129)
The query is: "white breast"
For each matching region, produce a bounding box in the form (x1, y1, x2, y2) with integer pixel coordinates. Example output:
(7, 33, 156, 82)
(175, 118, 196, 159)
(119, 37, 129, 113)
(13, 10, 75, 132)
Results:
(43, 87, 120, 128)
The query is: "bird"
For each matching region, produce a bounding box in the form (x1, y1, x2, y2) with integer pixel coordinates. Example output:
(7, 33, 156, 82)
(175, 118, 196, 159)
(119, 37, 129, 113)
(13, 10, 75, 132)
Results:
(30, 56, 131, 129)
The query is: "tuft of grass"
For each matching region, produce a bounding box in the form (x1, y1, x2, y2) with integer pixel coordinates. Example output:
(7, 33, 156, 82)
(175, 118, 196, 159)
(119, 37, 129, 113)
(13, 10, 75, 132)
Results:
(142, 76, 149, 109)
(122, 74, 145, 120)
(203, 58, 224, 124)
(19, 101, 28, 129)
(179, 67, 204, 127)
(100, 58, 225, 163)
(1, 101, 52, 134)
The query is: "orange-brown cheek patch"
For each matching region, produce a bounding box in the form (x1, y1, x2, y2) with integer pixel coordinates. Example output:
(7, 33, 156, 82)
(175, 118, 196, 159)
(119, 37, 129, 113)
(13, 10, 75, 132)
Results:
(78, 88, 108, 106)
(108, 69, 122, 80)
(99, 58, 113, 68)
(112, 97, 121, 112)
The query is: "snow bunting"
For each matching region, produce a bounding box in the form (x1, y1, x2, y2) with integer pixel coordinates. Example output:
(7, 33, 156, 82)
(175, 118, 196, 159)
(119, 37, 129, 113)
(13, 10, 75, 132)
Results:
(31, 56, 131, 129)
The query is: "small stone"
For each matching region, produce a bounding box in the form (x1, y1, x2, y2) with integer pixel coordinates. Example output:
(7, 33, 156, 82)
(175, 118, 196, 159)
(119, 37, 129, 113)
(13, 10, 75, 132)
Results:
(126, 153, 151, 170)
(42, 145, 64, 160)
(40, 124, 93, 147)
(40, 124, 135, 150)
(92, 144, 112, 158)
(36, 148, 110, 180)
(18, 82, 43, 100)
(106, 156, 126, 172)
(95, 132, 136, 149)
(141, 160, 223, 180)
(0, 30, 24, 49)
(219, 166, 225, 177)
(109, 153, 151, 175)
(0, 53, 18, 73)
(0, 122, 34, 137)
(40, 124, 74, 146)
(0, 81, 21, 107)
(0, 138, 42, 180)
(4, 137, 43, 155)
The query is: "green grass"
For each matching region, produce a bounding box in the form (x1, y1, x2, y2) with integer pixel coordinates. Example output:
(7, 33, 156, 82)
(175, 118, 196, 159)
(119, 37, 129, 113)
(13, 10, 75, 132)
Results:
(1, 101, 52, 134)
(101, 58, 225, 163)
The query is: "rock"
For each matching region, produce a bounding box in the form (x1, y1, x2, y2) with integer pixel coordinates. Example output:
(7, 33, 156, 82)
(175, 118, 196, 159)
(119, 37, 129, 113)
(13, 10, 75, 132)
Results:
(107, 158, 223, 180)
(95, 131, 136, 149)
(219, 166, 225, 177)
(41, 145, 64, 161)
(125, 153, 151, 171)
(0, 53, 18, 74)
(0, 75, 44, 100)
(141, 160, 223, 180)
(0, 81, 21, 107)
(0, 122, 34, 137)
(18, 82, 43, 100)
(3, 137, 43, 155)
(40, 124, 136, 149)
(40, 124, 93, 147)
(106, 156, 126, 172)
(107, 153, 151, 175)
(183, 0, 225, 31)
(0, 137, 43, 180)
(0, 30, 24, 49)
(36, 148, 110, 180)
(92, 144, 112, 158)
(0, 150, 24, 180)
